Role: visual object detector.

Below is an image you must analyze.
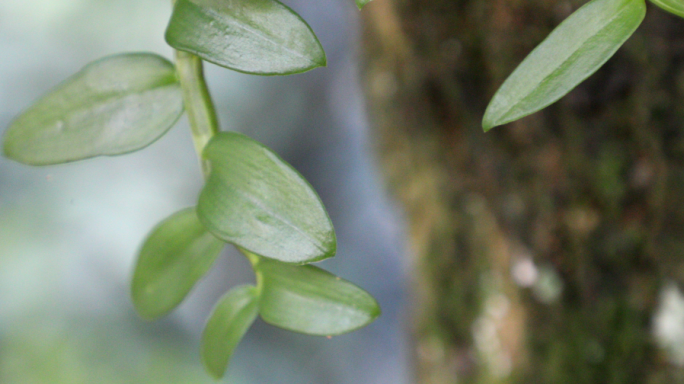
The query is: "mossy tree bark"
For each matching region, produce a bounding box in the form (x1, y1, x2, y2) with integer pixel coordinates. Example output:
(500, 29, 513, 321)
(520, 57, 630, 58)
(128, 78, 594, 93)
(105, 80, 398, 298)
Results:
(361, 1, 684, 383)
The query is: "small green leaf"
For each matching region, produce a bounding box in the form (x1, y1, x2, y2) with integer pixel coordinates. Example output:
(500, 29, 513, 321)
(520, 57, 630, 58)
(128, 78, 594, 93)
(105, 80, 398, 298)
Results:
(482, 0, 645, 131)
(198, 132, 336, 264)
(201, 285, 259, 379)
(165, 0, 326, 75)
(649, 0, 684, 18)
(356, 0, 373, 9)
(3, 53, 184, 165)
(132, 208, 224, 320)
(255, 256, 381, 335)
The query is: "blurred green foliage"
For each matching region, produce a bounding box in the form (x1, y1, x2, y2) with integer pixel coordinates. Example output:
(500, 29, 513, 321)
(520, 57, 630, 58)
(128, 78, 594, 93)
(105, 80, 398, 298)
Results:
(1, 315, 223, 384)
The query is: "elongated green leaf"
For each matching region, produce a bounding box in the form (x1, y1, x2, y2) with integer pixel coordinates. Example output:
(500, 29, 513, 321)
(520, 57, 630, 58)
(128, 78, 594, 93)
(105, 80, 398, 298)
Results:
(482, 0, 645, 131)
(3, 53, 184, 165)
(198, 132, 336, 264)
(165, 0, 326, 75)
(255, 256, 380, 335)
(356, 0, 373, 9)
(201, 285, 259, 379)
(649, 0, 684, 18)
(132, 208, 224, 320)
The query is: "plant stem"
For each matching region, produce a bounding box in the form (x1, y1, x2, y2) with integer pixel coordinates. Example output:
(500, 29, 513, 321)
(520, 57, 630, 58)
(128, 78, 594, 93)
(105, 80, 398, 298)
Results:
(174, 50, 219, 179)
(240, 248, 264, 294)
(175, 50, 263, 288)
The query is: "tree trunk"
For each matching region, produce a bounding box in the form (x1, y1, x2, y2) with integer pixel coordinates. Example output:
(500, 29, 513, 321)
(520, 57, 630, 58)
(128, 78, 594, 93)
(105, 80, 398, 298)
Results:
(361, 1, 684, 383)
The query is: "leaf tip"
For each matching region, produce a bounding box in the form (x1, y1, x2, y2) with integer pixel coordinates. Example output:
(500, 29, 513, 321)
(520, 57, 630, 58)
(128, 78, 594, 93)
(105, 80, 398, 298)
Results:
(369, 297, 382, 321)
(356, 0, 373, 10)
(130, 287, 164, 321)
(2, 136, 15, 160)
(296, 229, 337, 264)
(2, 124, 25, 163)
(130, 293, 162, 321)
(310, 44, 327, 70)
(482, 100, 504, 132)
(201, 357, 227, 381)
(481, 114, 496, 132)
(319, 229, 337, 260)
(2, 134, 39, 165)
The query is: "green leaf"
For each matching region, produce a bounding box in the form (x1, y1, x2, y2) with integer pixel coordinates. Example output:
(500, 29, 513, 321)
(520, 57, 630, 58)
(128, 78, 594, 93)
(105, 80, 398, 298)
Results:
(201, 285, 259, 379)
(132, 208, 224, 320)
(255, 256, 381, 335)
(3, 53, 184, 165)
(356, 0, 373, 9)
(482, 0, 645, 131)
(165, 0, 326, 75)
(197, 132, 336, 264)
(649, 0, 684, 18)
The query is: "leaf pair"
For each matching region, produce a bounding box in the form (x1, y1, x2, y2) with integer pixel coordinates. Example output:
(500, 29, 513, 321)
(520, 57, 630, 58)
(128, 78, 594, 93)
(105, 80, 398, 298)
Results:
(483, 0, 647, 131)
(133, 130, 339, 319)
(127, 130, 337, 268)
(202, 254, 380, 378)
(131, 208, 379, 378)
(132, 131, 377, 377)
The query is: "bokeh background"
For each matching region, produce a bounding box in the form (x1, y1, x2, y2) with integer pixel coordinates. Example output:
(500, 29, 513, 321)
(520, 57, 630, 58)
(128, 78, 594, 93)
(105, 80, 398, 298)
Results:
(0, 0, 410, 382)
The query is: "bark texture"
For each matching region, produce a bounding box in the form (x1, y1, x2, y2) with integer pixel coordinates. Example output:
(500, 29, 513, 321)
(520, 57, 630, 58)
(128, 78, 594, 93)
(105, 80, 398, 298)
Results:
(361, 1, 684, 383)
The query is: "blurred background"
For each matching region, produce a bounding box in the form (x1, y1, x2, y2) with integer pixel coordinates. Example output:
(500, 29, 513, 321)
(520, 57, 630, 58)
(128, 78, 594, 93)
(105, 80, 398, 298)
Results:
(0, 0, 410, 382)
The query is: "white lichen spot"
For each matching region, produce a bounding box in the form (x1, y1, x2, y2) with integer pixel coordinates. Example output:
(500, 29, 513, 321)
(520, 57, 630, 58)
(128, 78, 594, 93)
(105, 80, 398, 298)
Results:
(654, 282, 684, 366)
(511, 257, 538, 288)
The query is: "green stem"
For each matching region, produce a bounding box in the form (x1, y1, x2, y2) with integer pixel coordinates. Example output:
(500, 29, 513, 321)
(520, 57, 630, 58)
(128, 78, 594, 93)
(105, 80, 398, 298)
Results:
(170, 3, 264, 296)
(240, 248, 264, 294)
(174, 50, 219, 179)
